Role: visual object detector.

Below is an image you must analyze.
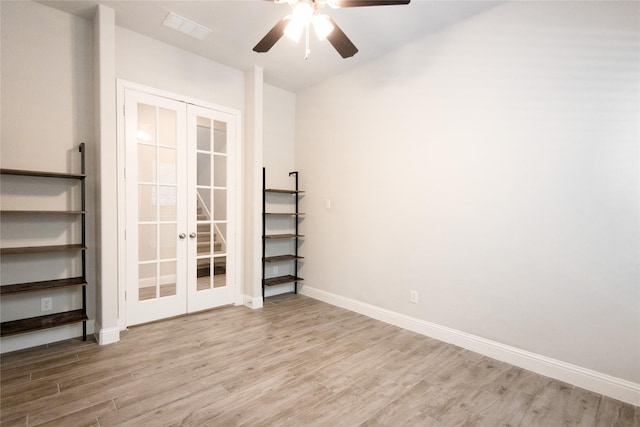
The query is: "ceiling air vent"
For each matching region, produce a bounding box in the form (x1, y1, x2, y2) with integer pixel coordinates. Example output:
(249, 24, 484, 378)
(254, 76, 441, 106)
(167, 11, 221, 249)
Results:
(162, 12, 212, 40)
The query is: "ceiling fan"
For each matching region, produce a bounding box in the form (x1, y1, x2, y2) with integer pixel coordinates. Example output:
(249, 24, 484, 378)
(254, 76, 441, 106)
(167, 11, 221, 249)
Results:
(253, 0, 411, 59)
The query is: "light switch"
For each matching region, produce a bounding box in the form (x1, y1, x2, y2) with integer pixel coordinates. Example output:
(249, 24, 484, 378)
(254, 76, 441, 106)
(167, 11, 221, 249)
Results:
(325, 199, 331, 209)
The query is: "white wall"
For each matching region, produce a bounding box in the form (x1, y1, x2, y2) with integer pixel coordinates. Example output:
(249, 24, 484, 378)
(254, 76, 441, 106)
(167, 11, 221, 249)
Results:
(1, 1, 94, 173)
(296, 0, 639, 388)
(93, 4, 118, 345)
(115, 27, 244, 111)
(263, 84, 297, 296)
(264, 84, 296, 188)
(1, 0, 96, 351)
(243, 67, 264, 307)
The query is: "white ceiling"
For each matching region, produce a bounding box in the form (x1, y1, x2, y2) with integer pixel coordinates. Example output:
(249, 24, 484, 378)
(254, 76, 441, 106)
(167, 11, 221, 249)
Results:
(38, 0, 499, 92)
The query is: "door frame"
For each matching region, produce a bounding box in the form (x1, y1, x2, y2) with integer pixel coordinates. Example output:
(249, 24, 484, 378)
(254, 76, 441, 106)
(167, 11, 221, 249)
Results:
(116, 80, 243, 331)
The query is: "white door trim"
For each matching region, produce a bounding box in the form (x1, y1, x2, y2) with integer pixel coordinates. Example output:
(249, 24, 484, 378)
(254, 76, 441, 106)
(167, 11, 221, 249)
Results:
(116, 80, 243, 331)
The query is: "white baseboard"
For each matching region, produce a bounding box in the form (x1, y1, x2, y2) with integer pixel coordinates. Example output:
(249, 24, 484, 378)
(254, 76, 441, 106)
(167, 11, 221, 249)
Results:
(244, 284, 295, 308)
(93, 321, 120, 346)
(244, 294, 263, 309)
(299, 285, 640, 406)
(0, 320, 95, 354)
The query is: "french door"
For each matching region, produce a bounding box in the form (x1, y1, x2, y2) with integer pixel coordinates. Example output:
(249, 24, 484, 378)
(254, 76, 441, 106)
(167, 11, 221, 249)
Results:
(125, 90, 236, 326)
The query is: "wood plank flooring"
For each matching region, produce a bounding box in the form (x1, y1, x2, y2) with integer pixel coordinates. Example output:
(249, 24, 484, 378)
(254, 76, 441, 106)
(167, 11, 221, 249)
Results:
(1, 294, 638, 426)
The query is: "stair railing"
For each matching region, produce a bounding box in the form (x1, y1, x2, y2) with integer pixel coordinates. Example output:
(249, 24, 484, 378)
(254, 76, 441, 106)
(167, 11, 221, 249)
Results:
(196, 190, 227, 253)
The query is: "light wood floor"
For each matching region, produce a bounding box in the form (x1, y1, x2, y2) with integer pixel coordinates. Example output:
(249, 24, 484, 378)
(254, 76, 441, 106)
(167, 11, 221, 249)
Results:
(1, 294, 638, 426)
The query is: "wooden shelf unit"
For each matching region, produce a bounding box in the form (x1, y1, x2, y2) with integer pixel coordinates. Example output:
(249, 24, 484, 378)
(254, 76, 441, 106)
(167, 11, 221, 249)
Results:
(0, 168, 85, 180)
(265, 189, 305, 195)
(263, 275, 304, 288)
(264, 255, 304, 263)
(1, 310, 88, 337)
(264, 212, 305, 217)
(0, 244, 87, 255)
(0, 144, 88, 340)
(263, 234, 305, 239)
(1, 210, 86, 215)
(262, 168, 304, 299)
(0, 277, 88, 296)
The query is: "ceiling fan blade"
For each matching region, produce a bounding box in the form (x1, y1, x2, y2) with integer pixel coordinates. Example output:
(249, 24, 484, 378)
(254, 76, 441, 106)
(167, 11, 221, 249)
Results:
(326, 17, 358, 58)
(333, 0, 410, 7)
(253, 18, 289, 53)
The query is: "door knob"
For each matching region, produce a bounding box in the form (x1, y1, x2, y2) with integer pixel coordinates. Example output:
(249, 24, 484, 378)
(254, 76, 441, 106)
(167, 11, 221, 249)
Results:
(189, 232, 197, 238)
(179, 233, 186, 239)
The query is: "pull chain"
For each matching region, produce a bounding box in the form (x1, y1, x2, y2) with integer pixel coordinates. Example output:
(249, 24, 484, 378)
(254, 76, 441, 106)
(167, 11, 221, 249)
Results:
(304, 24, 310, 60)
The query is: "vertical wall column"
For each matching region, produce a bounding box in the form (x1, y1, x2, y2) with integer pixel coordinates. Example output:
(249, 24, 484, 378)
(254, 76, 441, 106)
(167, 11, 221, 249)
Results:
(93, 5, 119, 344)
(243, 66, 264, 309)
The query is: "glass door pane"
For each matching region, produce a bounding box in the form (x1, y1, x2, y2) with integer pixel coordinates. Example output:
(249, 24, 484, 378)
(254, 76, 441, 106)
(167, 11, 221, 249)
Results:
(126, 89, 187, 326)
(136, 104, 179, 301)
(188, 106, 235, 312)
(212, 121, 228, 289)
(195, 116, 215, 291)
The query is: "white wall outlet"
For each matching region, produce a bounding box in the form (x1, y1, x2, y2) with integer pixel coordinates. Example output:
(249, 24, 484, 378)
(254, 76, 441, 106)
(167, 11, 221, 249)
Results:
(273, 266, 279, 275)
(325, 199, 332, 209)
(410, 290, 418, 304)
(41, 297, 53, 311)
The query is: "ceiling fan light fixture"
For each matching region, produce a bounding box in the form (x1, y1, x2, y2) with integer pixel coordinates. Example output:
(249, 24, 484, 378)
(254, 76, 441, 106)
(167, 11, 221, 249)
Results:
(291, 1, 314, 25)
(284, 2, 314, 42)
(313, 14, 334, 40)
(284, 16, 305, 42)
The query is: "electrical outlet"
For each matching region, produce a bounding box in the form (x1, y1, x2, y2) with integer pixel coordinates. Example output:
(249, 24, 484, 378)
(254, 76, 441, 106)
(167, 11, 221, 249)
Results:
(41, 297, 53, 311)
(410, 290, 418, 304)
(273, 266, 279, 275)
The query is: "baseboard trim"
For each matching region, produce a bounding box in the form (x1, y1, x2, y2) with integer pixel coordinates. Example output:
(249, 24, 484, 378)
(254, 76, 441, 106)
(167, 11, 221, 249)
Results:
(299, 285, 640, 406)
(94, 321, 120, 346)
(244, 294, 263, 309)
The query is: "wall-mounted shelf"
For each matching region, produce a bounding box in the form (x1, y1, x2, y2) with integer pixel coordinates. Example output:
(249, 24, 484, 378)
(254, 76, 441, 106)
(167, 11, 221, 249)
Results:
(0, 144, 88, 340)
(1, 210, 86, 215)
(0, 169, 85, 179)
(1, 310, 87, 337)
(262, 168, 304, 299)
(265, 189, 305, 195)
(263, 234, 305, 239)
(264, 255, 304, 263)
(263, 275, 304, 288)
(264, 212, 305, 217)
(0, 244, 87, 255)
(0, 277, 88, 296)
